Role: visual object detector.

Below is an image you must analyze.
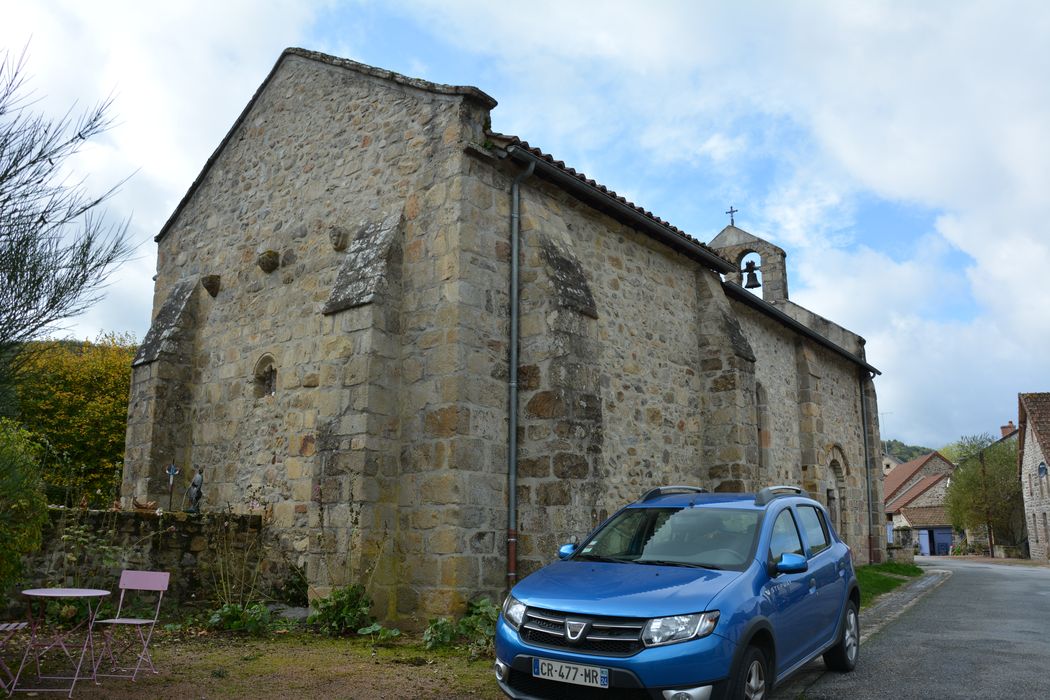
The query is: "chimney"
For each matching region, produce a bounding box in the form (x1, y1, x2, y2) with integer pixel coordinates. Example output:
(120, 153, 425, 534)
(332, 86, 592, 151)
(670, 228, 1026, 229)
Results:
(1001, 420, 1016, 438)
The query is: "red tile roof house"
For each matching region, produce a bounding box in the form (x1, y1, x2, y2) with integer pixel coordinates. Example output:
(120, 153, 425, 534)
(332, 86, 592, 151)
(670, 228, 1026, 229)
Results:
(884, 452, 957, 556)
(1019, 393, 1050, 560)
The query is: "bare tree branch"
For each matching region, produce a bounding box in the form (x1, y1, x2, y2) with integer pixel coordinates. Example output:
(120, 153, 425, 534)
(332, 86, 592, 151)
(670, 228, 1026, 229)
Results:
(0, 46, 133, 378)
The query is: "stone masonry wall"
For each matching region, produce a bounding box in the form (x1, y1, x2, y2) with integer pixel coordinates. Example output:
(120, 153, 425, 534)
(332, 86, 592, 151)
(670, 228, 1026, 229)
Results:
(1021, 427, 1050, 559)
(733, 301, 884, 562)
(8, 509, 274, 617)
(126, 49, 887, 618)
(125, 53, 496, 617)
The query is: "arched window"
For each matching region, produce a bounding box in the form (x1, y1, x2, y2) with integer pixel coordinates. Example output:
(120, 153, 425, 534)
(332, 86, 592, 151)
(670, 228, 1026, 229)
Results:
(739, 251, 762, 294)
(826, 450, 848, 541)
(253, 355, 277, 398)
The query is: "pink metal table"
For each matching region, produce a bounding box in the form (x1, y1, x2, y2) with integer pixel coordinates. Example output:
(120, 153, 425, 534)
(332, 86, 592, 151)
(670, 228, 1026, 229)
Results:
(9, 588, 110, 698)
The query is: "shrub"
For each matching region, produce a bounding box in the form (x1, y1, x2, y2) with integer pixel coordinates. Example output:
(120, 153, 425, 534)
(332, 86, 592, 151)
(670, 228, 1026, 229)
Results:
(0, 419, 49, 593)
(207, 602, 272, 636)
(423, 597, 500, 657)
(423, 616, 457, 650)
(458, 598, 500, 657)
(308, 583, 374, 636)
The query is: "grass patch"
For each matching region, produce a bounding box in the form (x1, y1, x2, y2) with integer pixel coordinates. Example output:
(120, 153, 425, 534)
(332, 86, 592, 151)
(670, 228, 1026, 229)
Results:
(856, 562, 924, 608)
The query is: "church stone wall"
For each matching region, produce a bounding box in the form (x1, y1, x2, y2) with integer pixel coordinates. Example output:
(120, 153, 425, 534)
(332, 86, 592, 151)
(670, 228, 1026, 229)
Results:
(511, 179, 712, 575)
(126, 51, 886, 620)
(734, 301, 883, 561)
(124, 53, 493, 615)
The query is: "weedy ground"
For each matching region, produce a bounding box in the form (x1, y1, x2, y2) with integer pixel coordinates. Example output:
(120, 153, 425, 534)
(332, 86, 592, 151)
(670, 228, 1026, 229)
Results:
(7, 630, 504, 699)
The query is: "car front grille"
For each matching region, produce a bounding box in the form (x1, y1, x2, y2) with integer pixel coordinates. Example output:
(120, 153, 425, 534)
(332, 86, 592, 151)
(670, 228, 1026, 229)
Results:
(520, 607, 646, 656)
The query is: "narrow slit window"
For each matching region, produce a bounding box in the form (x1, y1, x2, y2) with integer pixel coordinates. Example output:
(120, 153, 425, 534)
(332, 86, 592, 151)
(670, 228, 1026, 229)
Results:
(254, 355, 277, 398)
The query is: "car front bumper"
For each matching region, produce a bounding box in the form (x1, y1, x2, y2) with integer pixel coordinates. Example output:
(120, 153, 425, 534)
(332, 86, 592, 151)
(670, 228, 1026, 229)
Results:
(494, 616, 733, 699)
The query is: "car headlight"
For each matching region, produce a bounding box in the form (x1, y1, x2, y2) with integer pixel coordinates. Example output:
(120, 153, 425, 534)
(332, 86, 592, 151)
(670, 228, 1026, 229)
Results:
(642, 611, 719, 647)
(502, 595, 526, 630)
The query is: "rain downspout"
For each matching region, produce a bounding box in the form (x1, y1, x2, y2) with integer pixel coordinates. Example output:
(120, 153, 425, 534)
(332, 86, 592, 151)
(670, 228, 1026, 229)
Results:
(507, 160, 534, 588)
(859, 369, 877, 563)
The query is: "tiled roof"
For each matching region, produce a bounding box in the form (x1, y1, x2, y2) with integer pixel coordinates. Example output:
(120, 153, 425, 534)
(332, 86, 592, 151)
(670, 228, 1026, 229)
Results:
(899, 505, 952, 528)
(489, 133, 730, 269)
(884, 452, 953, 502)
(885, 473, 948, 513)
(1019, 392, 1050, 476)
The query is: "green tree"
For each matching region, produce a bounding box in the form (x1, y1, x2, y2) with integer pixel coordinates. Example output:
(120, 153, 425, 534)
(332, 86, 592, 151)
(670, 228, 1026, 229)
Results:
(0, 418, 49, 594)
(884, 438, 934, 462)
(945, 433, 1024, 552)
(13, 333, 136, 506)
(0, 47, 132, 413)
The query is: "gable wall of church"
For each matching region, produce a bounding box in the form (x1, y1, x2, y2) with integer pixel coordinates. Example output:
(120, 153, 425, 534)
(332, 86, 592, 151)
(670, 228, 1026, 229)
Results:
(126, 54, 484, 609)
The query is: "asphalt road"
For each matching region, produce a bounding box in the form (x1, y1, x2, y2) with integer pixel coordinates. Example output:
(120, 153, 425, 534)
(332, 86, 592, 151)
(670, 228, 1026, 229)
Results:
(773, 558, 1050, 699)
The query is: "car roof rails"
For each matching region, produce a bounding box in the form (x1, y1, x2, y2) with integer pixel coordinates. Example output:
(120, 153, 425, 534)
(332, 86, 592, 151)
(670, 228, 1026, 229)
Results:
(754, 485, 809, 506)
(639, 485, 709, 502)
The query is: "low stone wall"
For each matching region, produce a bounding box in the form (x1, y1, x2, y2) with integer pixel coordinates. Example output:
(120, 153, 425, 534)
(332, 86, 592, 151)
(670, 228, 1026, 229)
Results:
(4, 507, 293, 616)
(886, 544, 915, 564)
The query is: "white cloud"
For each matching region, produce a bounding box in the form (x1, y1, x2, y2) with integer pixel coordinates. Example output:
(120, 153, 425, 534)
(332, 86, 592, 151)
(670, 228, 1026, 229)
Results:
(387, 0, 1050, 444)
(1, 0, 329, 339)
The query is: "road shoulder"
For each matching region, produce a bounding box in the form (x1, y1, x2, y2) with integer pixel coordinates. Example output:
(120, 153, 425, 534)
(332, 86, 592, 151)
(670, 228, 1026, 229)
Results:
(771, 567, 951, 698)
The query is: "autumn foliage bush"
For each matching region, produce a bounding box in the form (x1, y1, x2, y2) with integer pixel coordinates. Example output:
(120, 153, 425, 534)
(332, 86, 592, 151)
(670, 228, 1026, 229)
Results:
(12, 332, 136, 506)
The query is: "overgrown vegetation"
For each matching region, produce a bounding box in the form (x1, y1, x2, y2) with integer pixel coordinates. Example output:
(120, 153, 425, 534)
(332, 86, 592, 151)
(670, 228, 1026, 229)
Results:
(423, 598, 500, 658)
(0, 418, 49, 594)
(308, 583, 374, 636)
(205, 490, 270, 610)
(208, 602, 273, 636)
(856, 561, 923, 607)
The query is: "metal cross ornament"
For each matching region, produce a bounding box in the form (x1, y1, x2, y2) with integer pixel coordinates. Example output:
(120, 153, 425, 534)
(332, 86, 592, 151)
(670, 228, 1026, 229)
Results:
(725, 206, 738, 226)
(165, 462, 180, 511)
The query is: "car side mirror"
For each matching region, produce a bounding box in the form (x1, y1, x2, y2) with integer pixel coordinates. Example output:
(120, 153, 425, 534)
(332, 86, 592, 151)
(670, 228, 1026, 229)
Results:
(557, 543, 577, 560)
(776, 552, 808, 574)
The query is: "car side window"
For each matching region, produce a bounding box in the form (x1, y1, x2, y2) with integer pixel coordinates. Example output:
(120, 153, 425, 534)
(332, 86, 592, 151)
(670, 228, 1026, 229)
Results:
(797, 505, 830, 555)
(769, 509, 804, 561)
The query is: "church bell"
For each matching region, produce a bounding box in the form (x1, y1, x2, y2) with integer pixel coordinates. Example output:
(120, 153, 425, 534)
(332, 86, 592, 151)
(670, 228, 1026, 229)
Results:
(743, 260, 761, 289)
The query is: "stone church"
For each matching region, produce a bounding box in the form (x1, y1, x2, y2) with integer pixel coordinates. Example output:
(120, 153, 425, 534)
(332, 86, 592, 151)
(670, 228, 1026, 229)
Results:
(123, 48, 884, 618)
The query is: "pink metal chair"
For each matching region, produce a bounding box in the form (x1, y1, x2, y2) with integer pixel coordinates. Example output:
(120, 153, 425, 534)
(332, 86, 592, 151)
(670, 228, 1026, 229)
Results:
(1, 621, 28, 691)
(92, 570, 170, 681)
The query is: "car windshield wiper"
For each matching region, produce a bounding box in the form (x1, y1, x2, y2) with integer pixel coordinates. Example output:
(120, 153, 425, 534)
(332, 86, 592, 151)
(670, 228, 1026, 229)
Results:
(574, 554, 632, 564)
(637, 559, 723, 570)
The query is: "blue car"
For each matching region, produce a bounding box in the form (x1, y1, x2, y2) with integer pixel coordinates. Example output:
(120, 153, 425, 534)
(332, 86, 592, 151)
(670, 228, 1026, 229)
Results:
(495, 485, 860, 699)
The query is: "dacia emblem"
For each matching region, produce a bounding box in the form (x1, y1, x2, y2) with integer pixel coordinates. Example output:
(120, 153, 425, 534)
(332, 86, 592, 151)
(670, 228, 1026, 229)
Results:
(565, 619, 588, 642)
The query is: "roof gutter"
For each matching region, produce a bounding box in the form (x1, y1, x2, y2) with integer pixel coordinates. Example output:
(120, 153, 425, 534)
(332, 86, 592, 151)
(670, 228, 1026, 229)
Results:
(722, 281, 881, 376)
(504, 145, 735, 275)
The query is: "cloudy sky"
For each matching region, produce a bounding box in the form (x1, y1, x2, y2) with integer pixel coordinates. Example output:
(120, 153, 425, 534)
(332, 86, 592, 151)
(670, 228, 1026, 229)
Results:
(4, 1, 1048, 448)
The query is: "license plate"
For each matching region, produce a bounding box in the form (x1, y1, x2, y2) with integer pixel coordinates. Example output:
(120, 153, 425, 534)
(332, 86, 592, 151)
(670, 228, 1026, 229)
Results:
(532, 657, 609, 688)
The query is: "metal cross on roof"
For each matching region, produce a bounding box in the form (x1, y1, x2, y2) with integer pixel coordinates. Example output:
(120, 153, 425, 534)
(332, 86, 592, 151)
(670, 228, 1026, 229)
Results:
(725, 206, 738, 226)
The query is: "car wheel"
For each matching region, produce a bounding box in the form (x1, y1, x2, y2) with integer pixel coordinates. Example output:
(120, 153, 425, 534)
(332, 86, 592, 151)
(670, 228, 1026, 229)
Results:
(823, 599, 859, 672)
(732, 645, 768, 700)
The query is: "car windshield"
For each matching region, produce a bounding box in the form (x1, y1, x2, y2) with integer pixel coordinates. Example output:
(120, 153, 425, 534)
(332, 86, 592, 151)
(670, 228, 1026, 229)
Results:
(575, 507, 760, 571)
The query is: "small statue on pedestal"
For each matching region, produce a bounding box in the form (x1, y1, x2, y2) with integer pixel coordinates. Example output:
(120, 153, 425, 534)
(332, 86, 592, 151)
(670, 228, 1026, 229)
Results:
(187, 467, 204, 513)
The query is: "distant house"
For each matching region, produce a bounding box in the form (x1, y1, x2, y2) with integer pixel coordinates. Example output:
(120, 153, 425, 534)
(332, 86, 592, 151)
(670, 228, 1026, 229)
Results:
(1019, 394, 1050, 560)
(882, 450, 902, 476)
(884, 452, 955, 555)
